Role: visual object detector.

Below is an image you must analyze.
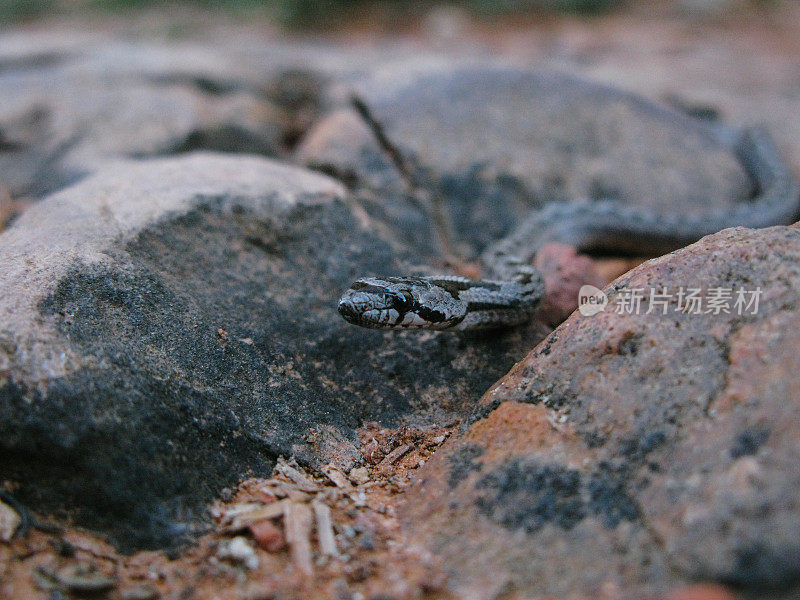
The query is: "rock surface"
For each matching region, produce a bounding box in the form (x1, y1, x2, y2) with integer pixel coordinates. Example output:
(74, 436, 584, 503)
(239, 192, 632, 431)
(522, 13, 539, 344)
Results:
(0, 32, 346, 200)
(0, 32, 493, 204)
(300, 66, 754, 260)
(0, 153, 549, 551)
(534, 242, 605, 327)
(402, 224, 800, 600)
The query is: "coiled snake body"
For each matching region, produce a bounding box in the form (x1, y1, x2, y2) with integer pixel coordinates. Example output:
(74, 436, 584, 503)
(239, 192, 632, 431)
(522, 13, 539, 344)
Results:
(338, 127, 800, 331)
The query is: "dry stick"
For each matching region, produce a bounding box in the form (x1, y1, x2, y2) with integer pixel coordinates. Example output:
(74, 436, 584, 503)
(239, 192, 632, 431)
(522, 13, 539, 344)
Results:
(350, 95, 464, 271)
(312, 502, 338, 558)
(275, 459, 320, 493)
(284, 502, 314, 578)
(377, 444, 411, 474)
(222, 500, 288, 533)
(322, 465, 352, 490)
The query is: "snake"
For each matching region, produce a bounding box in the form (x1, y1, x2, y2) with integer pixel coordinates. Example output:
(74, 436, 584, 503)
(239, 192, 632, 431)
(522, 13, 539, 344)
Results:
(338, 126, 800, 331)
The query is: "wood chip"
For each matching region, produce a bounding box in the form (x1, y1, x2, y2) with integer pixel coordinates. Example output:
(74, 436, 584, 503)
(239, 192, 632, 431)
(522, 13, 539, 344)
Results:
(312, 501, 338, 558)
(323, 465, 352, 490)
(377, 444, 411, 473)
(220, 502, 264, 518)
(55, 563, 117, 594)
(261, 480, 290, 498)
(286, 489, 313, 504)
(284, 502, 314, 577)
(221, 499, 288, 532)
(275, 458, 320, 493)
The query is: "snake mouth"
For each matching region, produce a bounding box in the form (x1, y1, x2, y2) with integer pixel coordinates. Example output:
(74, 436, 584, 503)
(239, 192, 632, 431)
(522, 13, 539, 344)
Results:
(337, 294, 385, 328)
(338, 292, 404, 329)
(337, 298, 363, 324)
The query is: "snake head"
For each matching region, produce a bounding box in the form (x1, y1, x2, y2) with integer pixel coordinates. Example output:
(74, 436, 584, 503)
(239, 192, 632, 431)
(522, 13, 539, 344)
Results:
(338, 277, 466, 330)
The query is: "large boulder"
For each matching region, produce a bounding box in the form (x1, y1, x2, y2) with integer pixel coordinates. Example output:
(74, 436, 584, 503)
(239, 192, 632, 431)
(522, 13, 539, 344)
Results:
(0, 153, 549, 552)
(402, 224, 800, 600)
(299, 66, 754, 258)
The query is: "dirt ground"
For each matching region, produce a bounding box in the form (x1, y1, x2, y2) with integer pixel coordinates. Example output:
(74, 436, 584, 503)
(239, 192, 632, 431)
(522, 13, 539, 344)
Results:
(1, 424, 457, 600)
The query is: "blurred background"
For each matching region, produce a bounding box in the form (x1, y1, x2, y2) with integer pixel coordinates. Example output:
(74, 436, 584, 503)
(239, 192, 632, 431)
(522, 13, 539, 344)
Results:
(0, 0, 792, 30)
(1, 0, 797, 229)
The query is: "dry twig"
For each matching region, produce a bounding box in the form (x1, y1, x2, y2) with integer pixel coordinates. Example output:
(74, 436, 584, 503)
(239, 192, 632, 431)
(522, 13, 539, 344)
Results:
(284, 502, 313, 577)
(312, 501, 338, 558)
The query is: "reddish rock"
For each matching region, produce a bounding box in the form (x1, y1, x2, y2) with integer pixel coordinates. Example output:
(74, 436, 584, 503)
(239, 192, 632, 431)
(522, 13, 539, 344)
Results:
(534, 242, 605, 327)
(249, 520, 286, 553)
(402, 224, 800, 600)
(594, 256, 649, 284)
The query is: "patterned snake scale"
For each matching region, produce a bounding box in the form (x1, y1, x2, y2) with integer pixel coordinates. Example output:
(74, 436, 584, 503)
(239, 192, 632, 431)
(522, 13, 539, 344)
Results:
(338, 126, 800, 331)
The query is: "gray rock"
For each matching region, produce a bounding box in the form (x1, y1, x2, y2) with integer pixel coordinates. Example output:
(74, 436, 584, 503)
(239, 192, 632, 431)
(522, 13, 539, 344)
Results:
(0, 32, 474, 202)
(402, 224, 800, 600)
(296, 108, 403, 191)
(301, 66, 753, 257)
(0, 153, 549, 552)
(0, 35, 299, 199)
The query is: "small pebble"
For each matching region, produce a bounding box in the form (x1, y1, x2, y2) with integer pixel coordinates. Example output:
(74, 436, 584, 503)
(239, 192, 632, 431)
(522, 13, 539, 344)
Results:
(249, 520, 286, 553)
(56, 563, 117, 594)
(341, 524, 357, 539)
(217, 536, 259, 570)
(349, 467, 370, 485)
(0, 499, 21, 542)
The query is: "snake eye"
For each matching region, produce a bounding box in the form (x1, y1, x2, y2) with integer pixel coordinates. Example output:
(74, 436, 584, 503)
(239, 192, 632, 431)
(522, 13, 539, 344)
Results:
(391, 290, 415, 311)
